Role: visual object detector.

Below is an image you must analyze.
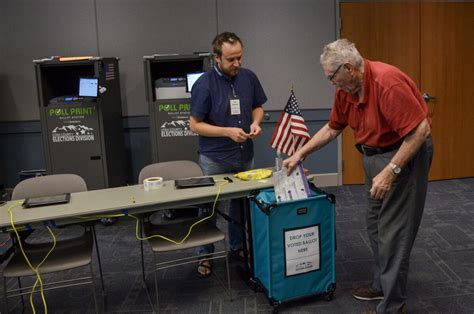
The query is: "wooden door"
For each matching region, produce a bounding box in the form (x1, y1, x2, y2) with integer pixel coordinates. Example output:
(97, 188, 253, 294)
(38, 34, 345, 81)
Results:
(340, 2, 420, 184)
(420, 2, 474, 180)
(340, 1, 474, 184)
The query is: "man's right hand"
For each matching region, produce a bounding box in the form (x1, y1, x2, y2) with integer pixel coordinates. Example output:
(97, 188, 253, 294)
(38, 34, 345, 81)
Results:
(282, 151, 303, 175)
(227, 127, 251, 143)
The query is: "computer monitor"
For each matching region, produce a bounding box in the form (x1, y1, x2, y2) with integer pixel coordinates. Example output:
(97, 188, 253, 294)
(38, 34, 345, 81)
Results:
(186, 72, 205, 93)
(79, 77, 99, 97)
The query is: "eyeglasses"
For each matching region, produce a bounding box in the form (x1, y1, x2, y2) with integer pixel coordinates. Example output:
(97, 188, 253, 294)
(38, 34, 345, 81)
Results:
(328, 63, 344, 82)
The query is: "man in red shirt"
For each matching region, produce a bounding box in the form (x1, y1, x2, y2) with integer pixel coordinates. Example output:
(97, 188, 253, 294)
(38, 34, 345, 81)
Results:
(283, 39, 433, 313)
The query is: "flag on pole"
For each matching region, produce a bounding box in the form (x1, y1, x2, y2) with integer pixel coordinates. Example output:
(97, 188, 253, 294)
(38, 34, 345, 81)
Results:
(270, 90, 311, 156)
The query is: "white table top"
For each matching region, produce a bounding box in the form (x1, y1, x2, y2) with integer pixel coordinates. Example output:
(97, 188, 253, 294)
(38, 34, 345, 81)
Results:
(0, 174, 273, 229)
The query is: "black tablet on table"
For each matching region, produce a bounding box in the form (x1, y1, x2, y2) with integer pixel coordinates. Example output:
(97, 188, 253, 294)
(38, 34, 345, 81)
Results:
(175, 177, 215, 189)
(23, 193, 71, 208)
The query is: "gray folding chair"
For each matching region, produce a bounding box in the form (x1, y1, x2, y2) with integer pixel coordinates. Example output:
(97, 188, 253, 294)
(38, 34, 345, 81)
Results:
(138, 160, 232, 311)
(1, 174, 104, 313)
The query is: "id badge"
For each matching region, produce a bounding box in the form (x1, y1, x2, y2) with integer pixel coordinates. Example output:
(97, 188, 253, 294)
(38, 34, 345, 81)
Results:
(230, 98, 241, 115)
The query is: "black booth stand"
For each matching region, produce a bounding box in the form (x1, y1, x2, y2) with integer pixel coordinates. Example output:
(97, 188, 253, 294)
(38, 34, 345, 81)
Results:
(143, 54, 212, 163)
(34, 57, 127, 190)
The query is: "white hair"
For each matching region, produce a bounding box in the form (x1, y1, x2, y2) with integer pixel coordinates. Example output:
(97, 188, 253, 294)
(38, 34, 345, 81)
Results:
(320, 39, 363, 71)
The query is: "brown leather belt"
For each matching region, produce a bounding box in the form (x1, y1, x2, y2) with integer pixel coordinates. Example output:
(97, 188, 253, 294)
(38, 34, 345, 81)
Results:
(355, 141, 403, 156)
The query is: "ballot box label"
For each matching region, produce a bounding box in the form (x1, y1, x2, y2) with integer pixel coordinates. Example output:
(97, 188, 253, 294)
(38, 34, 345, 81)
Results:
(284, 225, 320, 276)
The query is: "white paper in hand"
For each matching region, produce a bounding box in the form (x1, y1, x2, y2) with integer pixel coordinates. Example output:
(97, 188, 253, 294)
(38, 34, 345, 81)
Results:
(273, 163, 311, 203)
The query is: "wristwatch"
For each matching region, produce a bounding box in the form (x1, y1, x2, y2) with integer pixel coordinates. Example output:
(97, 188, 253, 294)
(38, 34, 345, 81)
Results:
(389, 162, 402, 175)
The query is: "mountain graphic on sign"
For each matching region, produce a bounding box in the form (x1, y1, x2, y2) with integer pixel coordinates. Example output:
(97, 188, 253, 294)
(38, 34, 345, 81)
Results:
(52, 125, 94, 135)
(161, 120, 190, 129)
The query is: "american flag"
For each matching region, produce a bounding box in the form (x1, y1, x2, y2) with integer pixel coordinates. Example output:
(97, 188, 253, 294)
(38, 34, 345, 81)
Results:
(104, 63, 115, 81)
(270, 91, 311, 156)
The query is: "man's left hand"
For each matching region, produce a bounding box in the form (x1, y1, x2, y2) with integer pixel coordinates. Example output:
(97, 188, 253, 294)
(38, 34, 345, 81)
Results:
(248, 123, 262, 138)
(370, 167, 396, 199)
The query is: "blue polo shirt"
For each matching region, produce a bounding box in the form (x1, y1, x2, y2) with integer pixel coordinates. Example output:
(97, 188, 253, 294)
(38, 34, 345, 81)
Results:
(191, 66, 267, 167)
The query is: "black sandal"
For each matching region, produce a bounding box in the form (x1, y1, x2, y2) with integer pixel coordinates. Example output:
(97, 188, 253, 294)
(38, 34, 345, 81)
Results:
(197, 259, 212, 278)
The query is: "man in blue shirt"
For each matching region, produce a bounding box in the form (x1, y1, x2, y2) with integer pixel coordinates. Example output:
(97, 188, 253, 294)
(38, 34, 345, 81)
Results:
(190, 32, 267, 277)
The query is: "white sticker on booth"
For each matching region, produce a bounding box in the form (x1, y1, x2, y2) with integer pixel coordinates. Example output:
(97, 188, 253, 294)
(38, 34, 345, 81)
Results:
(284, 225, 320, 276)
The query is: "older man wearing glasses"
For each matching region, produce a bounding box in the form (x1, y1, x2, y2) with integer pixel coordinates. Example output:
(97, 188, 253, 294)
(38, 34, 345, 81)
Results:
(283, 39, 433, 314)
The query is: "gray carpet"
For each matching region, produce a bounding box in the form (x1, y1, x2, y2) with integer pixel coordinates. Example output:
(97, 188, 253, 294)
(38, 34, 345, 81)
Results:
(1, 178, 473, 313)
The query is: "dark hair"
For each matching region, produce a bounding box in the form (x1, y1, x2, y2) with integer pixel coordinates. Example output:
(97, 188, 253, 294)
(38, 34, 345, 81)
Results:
(212, 32, 243, 56)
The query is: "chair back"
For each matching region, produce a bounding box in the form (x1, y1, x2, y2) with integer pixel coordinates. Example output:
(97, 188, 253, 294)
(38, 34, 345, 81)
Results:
(138, 160, 203, 183)
(12, 174, 88, 200)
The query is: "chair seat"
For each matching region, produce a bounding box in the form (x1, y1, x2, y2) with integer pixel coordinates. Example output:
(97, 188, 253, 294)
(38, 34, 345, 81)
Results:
(145, 221, 225, 252)
(3, 231, 93, 277)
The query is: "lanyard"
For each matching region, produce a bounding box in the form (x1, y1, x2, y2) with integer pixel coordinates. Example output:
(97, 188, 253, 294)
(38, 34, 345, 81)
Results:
(230, 84, 237, 98)
(214, 65, 237, 98)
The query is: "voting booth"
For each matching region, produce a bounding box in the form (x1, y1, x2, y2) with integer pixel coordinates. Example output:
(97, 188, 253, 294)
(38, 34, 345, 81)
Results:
(34, 57, 127, 190)
(143, 54, 212, 163)
(250, 185, 336, 311)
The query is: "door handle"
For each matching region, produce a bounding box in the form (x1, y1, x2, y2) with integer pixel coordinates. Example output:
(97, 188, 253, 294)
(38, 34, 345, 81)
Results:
(422, 92, 436, 103)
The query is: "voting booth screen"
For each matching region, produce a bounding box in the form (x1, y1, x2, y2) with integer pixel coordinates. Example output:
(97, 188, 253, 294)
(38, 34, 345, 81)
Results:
(186, 72, 205, 93)
(79, 77, 99, 97)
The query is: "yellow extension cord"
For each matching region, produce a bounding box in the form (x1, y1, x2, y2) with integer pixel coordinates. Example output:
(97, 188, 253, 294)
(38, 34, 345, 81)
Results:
(6, 180, 227, 313)
(8, 201, 57, 314)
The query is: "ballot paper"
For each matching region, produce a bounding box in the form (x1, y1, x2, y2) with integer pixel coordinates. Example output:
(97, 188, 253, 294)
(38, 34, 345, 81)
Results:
(273, 163, 311, 203)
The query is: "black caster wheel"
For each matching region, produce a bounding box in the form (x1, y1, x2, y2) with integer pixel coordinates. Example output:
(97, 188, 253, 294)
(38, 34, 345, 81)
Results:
(325, 292, 334, 301)
(270, 300, 280, 313)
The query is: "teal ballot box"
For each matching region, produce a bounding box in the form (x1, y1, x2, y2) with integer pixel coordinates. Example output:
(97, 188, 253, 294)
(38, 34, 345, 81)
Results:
(250, 185, 336, 311)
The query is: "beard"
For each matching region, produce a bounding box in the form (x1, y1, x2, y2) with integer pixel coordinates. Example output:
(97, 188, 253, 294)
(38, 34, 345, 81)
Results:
(222, 66, 240, 78)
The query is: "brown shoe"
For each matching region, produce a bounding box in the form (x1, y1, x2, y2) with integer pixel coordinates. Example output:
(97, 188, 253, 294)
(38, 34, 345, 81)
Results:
(361, 304, 407, 314)
(352, 285, 384, 301)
